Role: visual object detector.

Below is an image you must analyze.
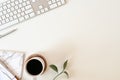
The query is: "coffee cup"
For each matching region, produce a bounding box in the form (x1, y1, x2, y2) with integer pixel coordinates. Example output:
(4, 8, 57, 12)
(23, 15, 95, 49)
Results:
(25, 54, 47, 77)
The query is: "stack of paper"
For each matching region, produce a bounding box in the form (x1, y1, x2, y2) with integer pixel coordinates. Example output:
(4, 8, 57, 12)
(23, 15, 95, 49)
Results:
(0, 50, 25, 80)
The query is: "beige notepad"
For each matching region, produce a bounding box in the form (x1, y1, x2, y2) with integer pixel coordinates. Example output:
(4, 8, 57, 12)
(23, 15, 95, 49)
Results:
(0, 50, 25, 80)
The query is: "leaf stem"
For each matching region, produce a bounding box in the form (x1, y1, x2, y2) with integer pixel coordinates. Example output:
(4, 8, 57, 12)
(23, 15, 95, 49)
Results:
(53, 70, 64, 80)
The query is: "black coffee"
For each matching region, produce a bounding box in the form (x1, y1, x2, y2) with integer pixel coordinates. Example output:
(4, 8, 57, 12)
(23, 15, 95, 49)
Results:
(26, 59, 43, 75)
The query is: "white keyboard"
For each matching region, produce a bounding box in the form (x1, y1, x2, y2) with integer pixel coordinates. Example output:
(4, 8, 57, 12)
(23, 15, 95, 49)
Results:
(0, 0, 66, 31)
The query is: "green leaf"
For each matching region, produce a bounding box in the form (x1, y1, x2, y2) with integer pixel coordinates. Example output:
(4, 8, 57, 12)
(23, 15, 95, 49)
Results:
(64, 71, 69, 78)
(50, 64, 58, 73)
(63, 60, 68, 70)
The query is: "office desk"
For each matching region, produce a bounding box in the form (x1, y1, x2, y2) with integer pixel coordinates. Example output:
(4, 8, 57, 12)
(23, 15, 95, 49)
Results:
(0, 0, 120, 80)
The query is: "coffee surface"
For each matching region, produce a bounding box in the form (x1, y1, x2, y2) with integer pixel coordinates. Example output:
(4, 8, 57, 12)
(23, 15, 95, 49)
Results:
(26, 59, 43, 75)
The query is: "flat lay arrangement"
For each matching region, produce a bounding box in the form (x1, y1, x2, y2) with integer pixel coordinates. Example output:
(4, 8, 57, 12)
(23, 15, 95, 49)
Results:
(0, 0, 119, 80)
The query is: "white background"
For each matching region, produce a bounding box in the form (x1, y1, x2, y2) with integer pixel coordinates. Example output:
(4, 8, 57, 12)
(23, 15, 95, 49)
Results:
(0, 0, 120, 80)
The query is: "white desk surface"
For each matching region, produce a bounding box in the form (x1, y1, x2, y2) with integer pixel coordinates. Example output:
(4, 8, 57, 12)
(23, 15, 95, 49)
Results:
(0, 0, 120, 80)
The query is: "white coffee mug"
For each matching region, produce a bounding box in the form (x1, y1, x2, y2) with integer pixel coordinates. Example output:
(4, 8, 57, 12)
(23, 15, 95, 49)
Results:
(25, 54, 47, 80)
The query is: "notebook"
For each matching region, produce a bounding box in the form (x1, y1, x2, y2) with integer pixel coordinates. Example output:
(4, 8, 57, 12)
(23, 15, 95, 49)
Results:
(0, 50, 25, 80)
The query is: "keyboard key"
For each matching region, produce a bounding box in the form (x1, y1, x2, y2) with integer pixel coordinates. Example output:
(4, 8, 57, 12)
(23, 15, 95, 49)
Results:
(19, 4, 22, 8)
(26, 1, 30, 5)
(0, 12, 3, 16)
(7, 4, 11, 8)
(41, 9, 45, 13)
(24, 15, 29, 19)
(25, 9, 33, 14)
(39, 6, 43, 9)
(37, 11, 40, 14)
(61, 0, 65, 4)
(3, 10, 7, 14)
(9, 17, 13, 21)
(19, 0, 23, 3)
(13, 11, 17, 14)
(7, 1, 11, 4)
(19, 17, 24, 21)
(0, 19, 18, 30)
(18, 9, 21, 13)
(2, 15, 5, 19)
(0, 22, 1, 25)
(10, 12, 14, 16)
(3, 6, 7, 10)
(21, 12, 25, 16)
(13, 15, 17, 19)
(0, 7, 3, 11)
(45, 8, 48, 11)
(0, 4, 2, 7)
(6, 14, 10, 18)
(11, 0, 15, 2)
(7, 9, 11, 13)
(3, 3, 7, 6)
(21, 7, 25, 11)
(50, 3, 57, 9)
(32, 0, 36, 2)
(15, 1, 19, 5)
(29, 12, 35, 17)
(52, 0, 56, 3)
(10, 7, 14, 11)
(2, 20, 5, 23)
(17, 14, 21, 17)
(23, 0, 27, 1)
(5, 18, 9, 22)
(15, 6, 19, 9)
(25, 5, 32, 9)
(0, 17, 2, 20)
(57, 2, 62, 6)
(11, 3, 15, 6)
(22, 2, 26, 6)
(48, 1, 52, 5)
